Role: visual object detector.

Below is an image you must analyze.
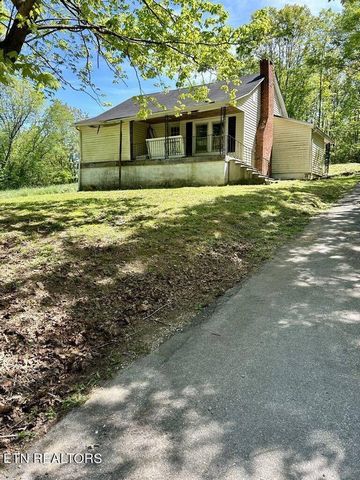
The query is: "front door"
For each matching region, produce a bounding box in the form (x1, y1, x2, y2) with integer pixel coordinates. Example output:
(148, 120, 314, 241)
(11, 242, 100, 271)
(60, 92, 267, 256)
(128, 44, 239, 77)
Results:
(227, 116, 236, 153)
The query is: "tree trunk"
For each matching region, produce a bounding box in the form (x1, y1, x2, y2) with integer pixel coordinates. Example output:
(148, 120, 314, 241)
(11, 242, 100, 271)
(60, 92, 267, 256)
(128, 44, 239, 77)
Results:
(0, 0, 40, 60)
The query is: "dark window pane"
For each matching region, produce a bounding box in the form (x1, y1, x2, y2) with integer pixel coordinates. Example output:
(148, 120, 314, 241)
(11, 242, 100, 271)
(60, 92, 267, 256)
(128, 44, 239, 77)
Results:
(170, 126, 180, 136)
(212, 123, 221, 136)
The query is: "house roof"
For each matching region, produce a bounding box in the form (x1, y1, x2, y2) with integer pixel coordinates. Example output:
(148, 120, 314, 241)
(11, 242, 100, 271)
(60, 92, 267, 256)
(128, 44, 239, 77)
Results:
(76, 73, 264, 126)
(274, 115, 333, 142)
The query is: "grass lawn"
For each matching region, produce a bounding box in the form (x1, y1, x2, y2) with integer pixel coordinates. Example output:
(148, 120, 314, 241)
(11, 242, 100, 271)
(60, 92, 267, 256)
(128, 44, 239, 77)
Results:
(0, 183, 77, 200)
(329, 162, 360, 176)
(0, 173, 359, 450)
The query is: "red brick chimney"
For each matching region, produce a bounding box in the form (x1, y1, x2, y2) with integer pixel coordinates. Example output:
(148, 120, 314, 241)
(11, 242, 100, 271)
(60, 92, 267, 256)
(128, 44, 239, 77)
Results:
(255, 59, 274, 176)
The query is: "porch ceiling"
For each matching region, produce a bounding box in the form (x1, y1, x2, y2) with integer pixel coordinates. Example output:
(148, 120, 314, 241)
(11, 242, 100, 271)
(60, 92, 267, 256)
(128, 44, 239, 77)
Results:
(138, 106, 240, 125)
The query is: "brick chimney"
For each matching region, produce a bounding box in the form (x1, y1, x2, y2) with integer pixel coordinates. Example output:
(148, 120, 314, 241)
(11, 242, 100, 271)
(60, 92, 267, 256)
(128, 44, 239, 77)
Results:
(255, 59, 274, 176)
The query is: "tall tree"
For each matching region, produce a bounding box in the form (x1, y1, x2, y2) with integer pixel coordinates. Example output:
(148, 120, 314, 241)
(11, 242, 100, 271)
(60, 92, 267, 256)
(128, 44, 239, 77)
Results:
(236, 3, 360, 163)
(0, 81, 80, 188)
(236, 5, 317, 119)
(0, 80, 43, 177)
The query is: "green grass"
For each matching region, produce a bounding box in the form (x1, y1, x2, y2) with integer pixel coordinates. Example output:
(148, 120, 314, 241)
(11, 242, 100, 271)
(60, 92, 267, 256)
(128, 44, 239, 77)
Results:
(0, 182, 77, 199)
(0, 174, 358, 446)
(329, 162, 360, 176)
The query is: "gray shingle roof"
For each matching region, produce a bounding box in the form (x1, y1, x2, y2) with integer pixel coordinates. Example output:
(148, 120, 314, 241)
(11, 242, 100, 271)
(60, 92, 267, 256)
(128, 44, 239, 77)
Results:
(76, 73, 263, 126)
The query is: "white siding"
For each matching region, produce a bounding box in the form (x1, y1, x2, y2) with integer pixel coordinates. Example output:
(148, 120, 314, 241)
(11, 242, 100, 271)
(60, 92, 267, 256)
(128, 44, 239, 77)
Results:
(311, 132, 325, 176)
(272, 117, 312, 179)
(237, 86, 261, 163)
(274, 92, 282, 116)
(80, 122, 131, 163)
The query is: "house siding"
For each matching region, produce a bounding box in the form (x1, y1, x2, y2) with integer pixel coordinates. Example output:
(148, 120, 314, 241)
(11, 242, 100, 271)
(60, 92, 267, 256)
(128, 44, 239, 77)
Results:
(272, 117, 312, 179)
(237, 86, 261, 164)
(80, 122, 131, 163)
(311, 131, 325, 176)
(133, 121, 148, 150)
(274, 92, 282, 116)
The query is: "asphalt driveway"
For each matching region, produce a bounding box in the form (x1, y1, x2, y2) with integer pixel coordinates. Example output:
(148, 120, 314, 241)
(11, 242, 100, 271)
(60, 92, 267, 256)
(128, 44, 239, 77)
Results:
(6, 184, 360, 480)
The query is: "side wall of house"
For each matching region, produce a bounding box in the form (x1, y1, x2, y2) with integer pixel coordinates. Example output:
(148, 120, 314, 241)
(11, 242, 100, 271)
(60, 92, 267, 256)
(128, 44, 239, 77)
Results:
(237, 86, 261, 164)
(81, 123, 131, 162)
(133, 121, 148, 150)
(272, 117, 312, 179)
(79, 122, 131, 190)
(311, 131, 326, 177)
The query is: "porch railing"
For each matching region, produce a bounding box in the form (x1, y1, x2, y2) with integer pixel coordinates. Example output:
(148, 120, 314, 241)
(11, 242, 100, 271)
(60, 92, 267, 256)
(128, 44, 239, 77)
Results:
(132, 134, 256, 166)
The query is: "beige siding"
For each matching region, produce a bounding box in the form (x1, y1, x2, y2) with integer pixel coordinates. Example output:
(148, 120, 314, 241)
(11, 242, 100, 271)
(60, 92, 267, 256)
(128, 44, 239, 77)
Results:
(311, 132, 325, 176)
(237, 86, 261, 161)
(274, 91, 282, 116)
(80, 122, 131, 163)
(235, 111, 244, 144)
(272, 117, 312, 179)
(133, 121, 147, 145)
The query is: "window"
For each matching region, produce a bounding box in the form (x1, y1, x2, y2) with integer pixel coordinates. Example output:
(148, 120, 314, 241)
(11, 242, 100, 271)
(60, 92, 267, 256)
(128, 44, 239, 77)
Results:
(195, 124, 208, 153)
(212, 122, 222, 152)
(170, 126, 180, 136)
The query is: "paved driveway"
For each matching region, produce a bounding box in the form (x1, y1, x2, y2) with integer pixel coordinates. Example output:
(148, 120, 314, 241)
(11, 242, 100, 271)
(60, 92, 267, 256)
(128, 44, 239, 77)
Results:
(6, 185, 360, 480)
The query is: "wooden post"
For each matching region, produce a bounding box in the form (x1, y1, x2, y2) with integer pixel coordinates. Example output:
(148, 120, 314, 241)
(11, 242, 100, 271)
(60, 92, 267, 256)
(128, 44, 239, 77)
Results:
(118, 120, 123, 189)
(220, 106, 227, 155)
(130, 120, 134, 161)
(78, 128, 83, 191)
(165, 115, 169, 159)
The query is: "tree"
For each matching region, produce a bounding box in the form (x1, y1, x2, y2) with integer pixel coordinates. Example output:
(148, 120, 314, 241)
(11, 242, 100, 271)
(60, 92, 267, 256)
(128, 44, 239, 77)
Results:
(236, 5, 317, 119)
(340, 0, 360, 71)
(0, 81, 80, 188)
(236, 3, 360, 164)
(0, 0, 242, 107)
(0, 80, 43, 178)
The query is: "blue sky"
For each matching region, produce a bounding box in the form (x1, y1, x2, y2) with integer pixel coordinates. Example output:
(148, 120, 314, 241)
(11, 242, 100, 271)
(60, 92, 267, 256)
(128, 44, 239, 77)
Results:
(56, 0, 342, 117)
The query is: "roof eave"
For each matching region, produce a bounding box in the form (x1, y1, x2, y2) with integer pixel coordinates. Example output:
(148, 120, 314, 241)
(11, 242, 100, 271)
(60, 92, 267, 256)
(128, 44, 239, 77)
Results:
(75, 99, 247, 127)
(313, 126, 333, 143)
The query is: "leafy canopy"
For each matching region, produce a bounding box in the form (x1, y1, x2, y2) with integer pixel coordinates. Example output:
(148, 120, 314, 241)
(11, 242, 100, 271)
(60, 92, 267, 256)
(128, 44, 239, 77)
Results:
(236, 2, 360, 163)
(0, 80, 80, 189)
(0, 0, 242, 107)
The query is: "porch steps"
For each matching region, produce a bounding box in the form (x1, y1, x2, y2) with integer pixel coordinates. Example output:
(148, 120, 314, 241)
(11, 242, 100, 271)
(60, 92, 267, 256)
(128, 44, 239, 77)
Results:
(231, 157, 275, 184)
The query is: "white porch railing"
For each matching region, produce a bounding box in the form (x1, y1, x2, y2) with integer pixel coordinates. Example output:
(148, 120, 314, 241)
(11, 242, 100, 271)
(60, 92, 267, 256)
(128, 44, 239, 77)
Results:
(146, 135, 185, 159)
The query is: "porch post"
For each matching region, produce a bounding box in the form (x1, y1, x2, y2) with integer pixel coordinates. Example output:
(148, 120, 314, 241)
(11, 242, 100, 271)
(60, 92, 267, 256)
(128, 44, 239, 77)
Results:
(165, 115, 169, 159)
(220, 106, 227, 155)
(118, 120, 123, 189)
(129, 120, 134, 160)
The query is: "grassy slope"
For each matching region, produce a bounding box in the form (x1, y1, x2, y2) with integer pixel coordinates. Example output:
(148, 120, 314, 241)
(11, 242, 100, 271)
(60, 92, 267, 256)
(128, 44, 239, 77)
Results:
(329, 163, 360, 175)
(0, 174, 359, 449)
(0, 183, 77, 199)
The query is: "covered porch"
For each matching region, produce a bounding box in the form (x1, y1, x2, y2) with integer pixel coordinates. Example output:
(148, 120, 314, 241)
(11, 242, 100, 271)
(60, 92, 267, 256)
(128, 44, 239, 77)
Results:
(128, 107, 250, 163)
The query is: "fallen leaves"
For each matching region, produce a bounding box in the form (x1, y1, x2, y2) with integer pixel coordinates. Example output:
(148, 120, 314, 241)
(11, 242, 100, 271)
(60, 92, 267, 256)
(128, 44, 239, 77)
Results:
(0, 237, 250, 452)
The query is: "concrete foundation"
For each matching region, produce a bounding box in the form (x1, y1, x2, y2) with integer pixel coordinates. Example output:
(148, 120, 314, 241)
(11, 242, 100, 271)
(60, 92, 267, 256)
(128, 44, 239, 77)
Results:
(79, 156, 266, 190)
(80, 156, 228, 190)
